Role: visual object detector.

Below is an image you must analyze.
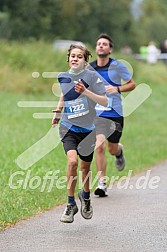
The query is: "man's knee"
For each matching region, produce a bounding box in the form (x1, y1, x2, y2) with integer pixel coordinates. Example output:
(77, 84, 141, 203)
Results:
(108, 143, 118, 155)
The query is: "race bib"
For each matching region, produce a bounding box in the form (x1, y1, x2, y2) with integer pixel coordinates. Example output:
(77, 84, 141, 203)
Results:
(95, 97, 113, 111)
(65, 96, 89, 119)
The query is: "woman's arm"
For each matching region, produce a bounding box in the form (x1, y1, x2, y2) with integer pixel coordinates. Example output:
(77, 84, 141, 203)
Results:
(74, 80, 108, 106)
(52, 94, 64, 127)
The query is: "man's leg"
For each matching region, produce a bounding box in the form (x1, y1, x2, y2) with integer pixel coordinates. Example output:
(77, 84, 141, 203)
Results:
(94, 134, 108, 197)
(108, 142, 126, 171)
(107, 116, 125, 171)
(95, 134, 107, 180)
(108, 142, 119, 156)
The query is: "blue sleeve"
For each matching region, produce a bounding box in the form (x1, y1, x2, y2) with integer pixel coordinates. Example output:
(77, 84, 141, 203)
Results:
(118, 61, 132, 81)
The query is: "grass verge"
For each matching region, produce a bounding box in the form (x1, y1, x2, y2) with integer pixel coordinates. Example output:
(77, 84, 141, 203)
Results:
(0, 42, 167, 229)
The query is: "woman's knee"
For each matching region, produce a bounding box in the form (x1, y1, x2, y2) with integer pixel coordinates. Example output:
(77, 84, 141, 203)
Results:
(96, 142, 105, 153)
(68, 158, 78, 168)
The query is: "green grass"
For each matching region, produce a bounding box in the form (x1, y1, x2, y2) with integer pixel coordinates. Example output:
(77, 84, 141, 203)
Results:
(0, 40, 67, 93)
(0, 41, 167, 230)
(0, 91, 67, 229)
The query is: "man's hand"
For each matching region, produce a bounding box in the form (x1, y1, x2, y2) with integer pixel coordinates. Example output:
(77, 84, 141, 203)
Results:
(105, 85, 119, 94)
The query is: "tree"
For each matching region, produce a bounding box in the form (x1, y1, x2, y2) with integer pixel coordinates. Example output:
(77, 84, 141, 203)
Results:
(1, 0, 166, 52)
(131, 0, 167, 50)
(0, 0, 133, 48)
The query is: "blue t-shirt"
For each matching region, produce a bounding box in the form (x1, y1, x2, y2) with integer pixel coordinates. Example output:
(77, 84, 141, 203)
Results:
(58, 69, 106, 132)
(89, 58, 132, 117)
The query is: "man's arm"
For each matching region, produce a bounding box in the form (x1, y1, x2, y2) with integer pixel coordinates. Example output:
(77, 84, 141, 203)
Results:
(105, 79, 135, 94)
(118, 79, 135, 92)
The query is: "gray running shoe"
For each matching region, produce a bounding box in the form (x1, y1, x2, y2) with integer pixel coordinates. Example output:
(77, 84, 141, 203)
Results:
(115, 143, 126, 171)
(60, 204, 78, 223)
(78, 190, 93, 219)
(94, 181, 108, 197)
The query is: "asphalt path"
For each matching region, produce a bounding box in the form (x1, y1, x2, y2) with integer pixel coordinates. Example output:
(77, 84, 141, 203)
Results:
(0, 160, 167, 252)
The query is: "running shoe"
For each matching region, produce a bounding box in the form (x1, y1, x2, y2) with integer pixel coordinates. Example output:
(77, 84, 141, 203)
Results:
(94, 180, 108, 197)
(115, 143, 126, 171)
(60, 204, 78, 223)
(78, 190, 93, 219)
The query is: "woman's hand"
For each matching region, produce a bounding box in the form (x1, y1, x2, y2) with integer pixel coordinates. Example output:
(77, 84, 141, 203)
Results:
(74, 79, 86, 94)
(52, 110, 61, 127)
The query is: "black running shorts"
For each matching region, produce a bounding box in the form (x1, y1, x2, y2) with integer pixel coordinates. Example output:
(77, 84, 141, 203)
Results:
(59, 125, 96, 162)
(94, 116, 124, 143)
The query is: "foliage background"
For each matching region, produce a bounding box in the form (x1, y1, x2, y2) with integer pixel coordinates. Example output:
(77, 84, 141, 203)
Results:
(0, 0, 167, 50)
